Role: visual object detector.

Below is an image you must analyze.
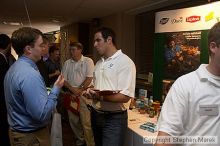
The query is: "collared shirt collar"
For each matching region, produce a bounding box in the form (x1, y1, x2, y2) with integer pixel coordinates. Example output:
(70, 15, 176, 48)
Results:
(101, 50, 122, 61)
(70, 55, 84, 63)
(196, 64, 208, 79)
(19, 55, 38, 71)
(197, 64, 220, 86)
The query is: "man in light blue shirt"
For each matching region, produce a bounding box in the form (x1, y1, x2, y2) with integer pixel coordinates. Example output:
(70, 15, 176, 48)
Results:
(4, 27, 64, 146)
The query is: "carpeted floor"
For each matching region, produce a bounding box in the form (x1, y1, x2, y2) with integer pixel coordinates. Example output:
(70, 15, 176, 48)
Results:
(62, 119, 76, 146)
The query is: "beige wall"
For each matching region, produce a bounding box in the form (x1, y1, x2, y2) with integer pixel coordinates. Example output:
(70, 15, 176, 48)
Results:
(121, 14, 135, 62)
(60, 12, 136, 64)
(91, 13, 135, 62)
(60, 23, 79, 65)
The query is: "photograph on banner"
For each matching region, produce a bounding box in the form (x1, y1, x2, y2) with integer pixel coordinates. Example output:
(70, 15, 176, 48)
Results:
(164, 31, 201, 79)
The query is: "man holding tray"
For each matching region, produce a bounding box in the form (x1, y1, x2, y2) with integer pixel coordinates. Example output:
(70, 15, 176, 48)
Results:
(85, 27, 136, 146)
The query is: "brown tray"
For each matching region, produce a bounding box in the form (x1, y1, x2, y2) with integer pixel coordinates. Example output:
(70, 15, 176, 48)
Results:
(93, 89, 121, 95)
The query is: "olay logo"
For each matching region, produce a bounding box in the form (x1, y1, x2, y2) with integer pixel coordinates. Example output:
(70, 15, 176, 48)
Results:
(171, 17, 183, 24)
(186, 16, 201, 23)
(159, 18, 169, 25)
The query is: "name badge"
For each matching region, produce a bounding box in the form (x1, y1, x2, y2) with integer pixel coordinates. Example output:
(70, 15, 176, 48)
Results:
(199, 104, 219, 116)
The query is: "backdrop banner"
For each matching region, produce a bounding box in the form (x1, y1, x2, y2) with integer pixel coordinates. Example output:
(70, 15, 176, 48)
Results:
(155, 1, 220, 33)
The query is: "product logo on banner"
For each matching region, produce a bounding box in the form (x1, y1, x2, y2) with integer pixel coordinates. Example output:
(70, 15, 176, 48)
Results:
(205, 12, 214, 22)
(159, 18, 169, 25)
(186, 16, 201, 23)
(171, 17, 183, 24)
(155, 1, 220, 33)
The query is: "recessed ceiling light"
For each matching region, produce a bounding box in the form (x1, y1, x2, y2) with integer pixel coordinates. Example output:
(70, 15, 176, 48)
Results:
(2, 21, 23, 26)
(9, 22, 22, 26)
(51, 19, 60, 23)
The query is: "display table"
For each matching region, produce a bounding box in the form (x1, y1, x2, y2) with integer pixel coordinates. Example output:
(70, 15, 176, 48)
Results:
(124, 109, 158, 146)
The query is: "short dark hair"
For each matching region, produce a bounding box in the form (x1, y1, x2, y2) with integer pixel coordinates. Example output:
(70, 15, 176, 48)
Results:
(42, 35, 50, 44)
(11, 27, 43, 56)
(208, 22, 220, 46)
(208, 22, 220, 55)
(49, 45, 59, 54)
(69, 42, 83, 50)
(95, 27, 116, 45)
(0, 34, 10, 50)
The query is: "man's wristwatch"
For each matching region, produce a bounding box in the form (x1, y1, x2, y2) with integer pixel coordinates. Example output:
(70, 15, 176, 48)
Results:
(95, 94, 104, 101)
(79, 84, 85, 90)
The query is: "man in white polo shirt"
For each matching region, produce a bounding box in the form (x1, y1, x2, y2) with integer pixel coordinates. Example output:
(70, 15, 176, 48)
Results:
(155, 22, 220, 146)
(85, 27, 136, 146)
(62, 42, 95, 146)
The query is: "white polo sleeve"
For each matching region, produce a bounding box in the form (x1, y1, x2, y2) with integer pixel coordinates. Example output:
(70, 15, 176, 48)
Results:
(86, 58, 94, 77)
(117, 60, 136, 98)
(62, 60, 68, 80)
(158, 77, 189, 136)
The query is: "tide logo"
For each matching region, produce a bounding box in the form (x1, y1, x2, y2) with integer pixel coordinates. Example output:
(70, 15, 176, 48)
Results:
(159, 18, 169, 25)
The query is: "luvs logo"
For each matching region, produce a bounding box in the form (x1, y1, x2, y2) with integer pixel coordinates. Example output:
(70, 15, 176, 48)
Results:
(171, 17, 183, 24)
(159, 18, 169, 25)
(186, 16, 201, 23)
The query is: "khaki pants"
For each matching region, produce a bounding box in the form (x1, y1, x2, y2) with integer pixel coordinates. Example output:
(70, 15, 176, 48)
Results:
(68, 96, 95, 146)
(9, 127, 50, 146)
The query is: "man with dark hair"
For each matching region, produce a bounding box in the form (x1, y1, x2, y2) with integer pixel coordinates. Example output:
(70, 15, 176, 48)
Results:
(94, 27, 116, 45)
(0, 33, 11, 146)
(45, 45, 61, 86)
(36, 35, 50, 87)
(85, 27, 136, 146)
(4, 27, 64, 146)
(62, 42, 95, 146)
(155, 22, 220, 146)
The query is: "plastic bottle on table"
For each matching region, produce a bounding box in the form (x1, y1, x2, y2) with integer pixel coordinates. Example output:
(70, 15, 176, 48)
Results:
(149, 96, 153, 107)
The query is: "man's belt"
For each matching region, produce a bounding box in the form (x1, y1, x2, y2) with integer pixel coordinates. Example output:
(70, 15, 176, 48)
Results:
(11, 126, 46, 133)
(87, 104, 127, 115)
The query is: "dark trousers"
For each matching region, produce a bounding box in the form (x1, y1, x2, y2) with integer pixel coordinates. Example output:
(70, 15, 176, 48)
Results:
(0, 110, 10, 146)
(90, 108, 127, 146)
